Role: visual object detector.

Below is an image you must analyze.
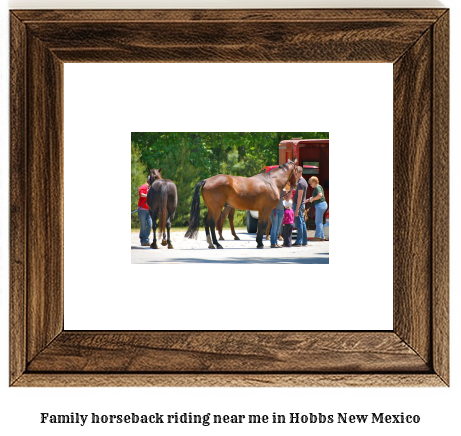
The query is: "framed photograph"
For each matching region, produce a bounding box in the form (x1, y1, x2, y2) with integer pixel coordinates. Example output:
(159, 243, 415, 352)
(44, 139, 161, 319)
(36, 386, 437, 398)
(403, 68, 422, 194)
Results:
(129, 133, 330, 262)
(10, 9, 449, 386)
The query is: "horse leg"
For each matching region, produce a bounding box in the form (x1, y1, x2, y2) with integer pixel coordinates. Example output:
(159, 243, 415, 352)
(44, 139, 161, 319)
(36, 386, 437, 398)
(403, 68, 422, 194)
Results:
(229, 208, 240, 240)
(216, 213, 224, 241)
(210, 221, 223, 249)
(204, 210, 215, 249)
(209, 207, 223, 249)
(217, 206, 231, 241)
(265, 218, 272, 240)
(256, 209, 271, 249)
(150, 211, 158, 249)
(161, 210, 168, 246)
(166, 214, 173, 249)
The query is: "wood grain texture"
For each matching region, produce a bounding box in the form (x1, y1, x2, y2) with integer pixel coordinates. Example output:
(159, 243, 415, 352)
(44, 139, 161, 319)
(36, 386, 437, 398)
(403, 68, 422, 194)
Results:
(393, 29, 433, 365)
(12, 9, 447, 23)
(9, 8, 449, 387)
(13, 373, 446, 388)
(10, 13, 27, 386)
(26, 20, 432, 63)
(26, 34, 64, 362)
(432, 11, 449, 385)
(27, 332, 429, 373)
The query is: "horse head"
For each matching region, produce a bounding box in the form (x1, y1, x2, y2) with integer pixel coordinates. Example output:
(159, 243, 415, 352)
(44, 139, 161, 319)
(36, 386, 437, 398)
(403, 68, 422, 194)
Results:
(148, 168, 163, 186)
(286, 159, 298, 187)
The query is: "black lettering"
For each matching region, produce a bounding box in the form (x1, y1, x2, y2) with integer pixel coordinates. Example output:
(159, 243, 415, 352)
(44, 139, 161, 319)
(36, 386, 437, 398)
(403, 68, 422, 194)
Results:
(372, 413, 420, 424)
(272, 413, 285, 423)
(248, 415, 268, 423)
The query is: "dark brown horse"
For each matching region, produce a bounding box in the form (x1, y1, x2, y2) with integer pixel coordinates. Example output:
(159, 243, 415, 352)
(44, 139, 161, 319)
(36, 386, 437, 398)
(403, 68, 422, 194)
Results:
(147, 168, 178, 249)
(185, 159, 297, 248)
(218, 205, 283, 241)
(216, 204, 240, 241)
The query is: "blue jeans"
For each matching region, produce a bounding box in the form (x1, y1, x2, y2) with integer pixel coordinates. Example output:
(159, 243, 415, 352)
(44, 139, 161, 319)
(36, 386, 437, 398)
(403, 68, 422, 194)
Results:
(315, 202, 328, 239)
(270, 209, 284, 245)
(138, 208, 152, 244)
(293, 204, 308, 245)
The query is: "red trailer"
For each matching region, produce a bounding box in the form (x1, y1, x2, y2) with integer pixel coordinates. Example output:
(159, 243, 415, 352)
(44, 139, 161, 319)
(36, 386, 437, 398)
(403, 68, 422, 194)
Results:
(279, 138, 329, 227)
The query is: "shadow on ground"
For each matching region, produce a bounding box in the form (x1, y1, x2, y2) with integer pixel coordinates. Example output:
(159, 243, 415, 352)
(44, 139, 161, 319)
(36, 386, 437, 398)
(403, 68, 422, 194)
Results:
(141, 256, 329, 264)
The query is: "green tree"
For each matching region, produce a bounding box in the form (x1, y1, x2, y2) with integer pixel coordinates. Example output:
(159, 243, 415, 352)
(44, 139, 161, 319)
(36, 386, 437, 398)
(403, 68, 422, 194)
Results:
(221, 146, 245, 176)
(155, 138, 201, 227)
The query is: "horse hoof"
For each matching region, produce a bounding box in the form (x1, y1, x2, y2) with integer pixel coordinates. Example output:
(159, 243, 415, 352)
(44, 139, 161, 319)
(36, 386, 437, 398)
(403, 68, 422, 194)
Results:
(256, 244, 264, 249)
(208, 245, 215, 249)
(219, 237, 224, 241)
(168, 244, 174, 249)
(234, 236, 240, 240)
(216, 245, 223, 249)
(265, 236, 270, 240)
(150, 244, 158, 249)
(161, 239, 168, 246)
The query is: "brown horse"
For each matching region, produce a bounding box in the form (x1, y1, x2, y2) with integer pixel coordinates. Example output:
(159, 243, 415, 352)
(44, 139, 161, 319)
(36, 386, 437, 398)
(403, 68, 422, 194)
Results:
(146, 168, 178, 249)
(185, 159, 297, 248)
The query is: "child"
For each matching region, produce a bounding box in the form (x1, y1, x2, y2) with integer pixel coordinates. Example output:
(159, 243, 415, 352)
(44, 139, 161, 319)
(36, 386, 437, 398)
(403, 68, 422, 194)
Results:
(282, 199, 294, 247)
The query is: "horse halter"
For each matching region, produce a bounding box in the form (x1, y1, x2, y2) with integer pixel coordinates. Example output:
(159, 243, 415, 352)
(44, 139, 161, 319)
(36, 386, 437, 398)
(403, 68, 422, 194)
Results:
(288, 162, 297, 186)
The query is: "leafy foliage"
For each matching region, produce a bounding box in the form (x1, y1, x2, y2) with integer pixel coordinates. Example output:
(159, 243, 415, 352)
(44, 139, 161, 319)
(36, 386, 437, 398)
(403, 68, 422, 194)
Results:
(131, 132, 329, 228)
(156, 138, 201, 227)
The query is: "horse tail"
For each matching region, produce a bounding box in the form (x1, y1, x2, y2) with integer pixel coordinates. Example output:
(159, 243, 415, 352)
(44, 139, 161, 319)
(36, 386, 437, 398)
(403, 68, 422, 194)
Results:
(157, 182, 169, 239)
(185, 180, 206, 239)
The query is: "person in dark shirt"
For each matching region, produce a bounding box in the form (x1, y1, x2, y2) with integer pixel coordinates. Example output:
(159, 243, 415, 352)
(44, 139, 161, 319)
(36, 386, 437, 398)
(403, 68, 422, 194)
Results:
(306, 176, 328, 241)
(292, 166, 308, 246)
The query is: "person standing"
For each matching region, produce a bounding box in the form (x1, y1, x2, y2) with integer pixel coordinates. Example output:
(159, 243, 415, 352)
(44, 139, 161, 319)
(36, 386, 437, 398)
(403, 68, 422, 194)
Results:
(292, 166, 308, 246)
(270, 188, 287, 248)
(306, 176, 328, 241)
(282, 200, 295, 247)
(138, 177, 152, 246)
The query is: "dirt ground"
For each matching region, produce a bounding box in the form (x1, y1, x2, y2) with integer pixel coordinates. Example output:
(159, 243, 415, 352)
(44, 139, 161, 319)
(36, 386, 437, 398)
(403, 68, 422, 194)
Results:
(131, 229, 329, 264)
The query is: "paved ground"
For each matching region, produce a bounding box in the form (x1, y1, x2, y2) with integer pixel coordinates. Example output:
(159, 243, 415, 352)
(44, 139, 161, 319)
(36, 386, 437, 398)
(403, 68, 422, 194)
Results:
(131, 229, 329, 264)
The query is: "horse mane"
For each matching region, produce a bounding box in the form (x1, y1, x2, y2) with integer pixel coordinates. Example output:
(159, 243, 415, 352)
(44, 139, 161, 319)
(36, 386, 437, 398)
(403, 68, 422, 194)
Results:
(148, 169, 163, 187)
(266, 163, 290, 175)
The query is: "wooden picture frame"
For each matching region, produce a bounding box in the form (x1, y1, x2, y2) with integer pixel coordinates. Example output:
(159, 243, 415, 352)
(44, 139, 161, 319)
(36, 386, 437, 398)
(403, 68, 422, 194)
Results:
(10, 9, 449, 387)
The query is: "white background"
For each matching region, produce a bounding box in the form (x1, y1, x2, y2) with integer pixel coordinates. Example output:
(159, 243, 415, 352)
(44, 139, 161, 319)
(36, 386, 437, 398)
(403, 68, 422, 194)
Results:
(1, 1, 459, 436)
(64, 63, 393, 330)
